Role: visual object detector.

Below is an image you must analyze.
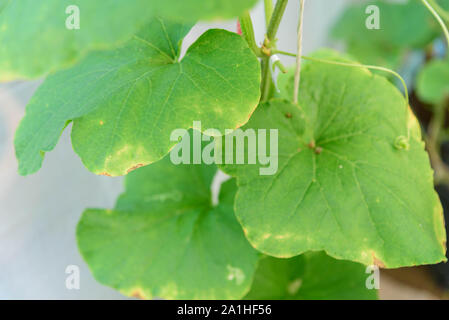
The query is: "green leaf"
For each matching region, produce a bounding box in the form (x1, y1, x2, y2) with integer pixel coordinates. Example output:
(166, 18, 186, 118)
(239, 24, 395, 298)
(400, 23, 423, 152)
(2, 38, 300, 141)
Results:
(218, 51, 446, 268)
(331, 0, 441, 69)
(0, 0, 258, 80)
(15, 19, 260, 176)
(0, 0, 151, 81)
(76, 150, 259, 300)
(417, 59, 449, 105)
(276, 49, 356, 102)
(150, 0, 258, 22)
(245, 252, 377, 300)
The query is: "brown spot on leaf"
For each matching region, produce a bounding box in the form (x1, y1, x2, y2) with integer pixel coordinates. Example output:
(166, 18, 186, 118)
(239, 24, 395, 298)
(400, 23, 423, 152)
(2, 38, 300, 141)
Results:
(307, 140, 316, 149)
(372, 252, 385, 268)
(130, 288, 147, 300)
(99, 172, 111, 177)
(127, 164, 144, 174)
(433, 202, 447, 254)
(315, 147, 322, 155)
(285, 112, 292, 119)
(234, 103, 259, 130)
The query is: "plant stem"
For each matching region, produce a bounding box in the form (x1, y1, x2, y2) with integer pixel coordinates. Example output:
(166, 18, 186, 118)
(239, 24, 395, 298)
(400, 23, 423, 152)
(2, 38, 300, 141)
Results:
(239, 12, 262, 57)
(272, 49, 296, 57)
(293, 0, 305, 105)
(273, 52, 410, 107)
(429, 103, 445, 150)
(261, 0, 289, 102)
(260, 59, 272, 102)
(264, 0, 274, 26)
(426, 98, 449, 185)
(421, 0, 449, 49)
(266, 0, 288, 41)
(420, 1, 449, 184)
(427, 0, 449, 23)
(272, 57, 288, 73)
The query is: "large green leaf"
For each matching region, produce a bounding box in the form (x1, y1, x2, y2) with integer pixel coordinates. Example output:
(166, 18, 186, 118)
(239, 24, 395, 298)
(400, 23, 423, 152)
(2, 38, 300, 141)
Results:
(149, 0, 259, 22)
(331, 0, 442, 69)
(0, 0, 257, 80)
(76, 150, 259, 300)
(417, 59, 449, 105)
(218, 51, 446, 268)
(0, 0, 151, 81)
(245, 252, 377, 300)
(15, 18, 260, 176)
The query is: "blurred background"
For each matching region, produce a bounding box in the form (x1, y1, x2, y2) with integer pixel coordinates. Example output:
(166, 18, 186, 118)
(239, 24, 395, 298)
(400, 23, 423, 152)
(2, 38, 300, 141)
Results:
(1, 0, 448, 299)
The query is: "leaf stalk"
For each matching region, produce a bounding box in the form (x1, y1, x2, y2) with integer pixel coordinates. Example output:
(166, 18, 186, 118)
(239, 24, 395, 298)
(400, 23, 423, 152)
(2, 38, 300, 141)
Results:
(427, 0, 449, 24)
(293, 0, 305, 105)
(421, 0, 449, 51)
(261, 0, 289, 102)
(273, 51, 410, 107)
(426, 98, 449, 185)
(264, 0, 274, 26)
(239, 12, 263, 57)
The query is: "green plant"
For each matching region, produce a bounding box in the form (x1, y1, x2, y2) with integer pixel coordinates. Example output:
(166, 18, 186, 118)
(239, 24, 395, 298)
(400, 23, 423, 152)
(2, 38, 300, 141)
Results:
(333, 0, 449, 271)
(3, 0, 449, 299)
(332, 0, 449, 70)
